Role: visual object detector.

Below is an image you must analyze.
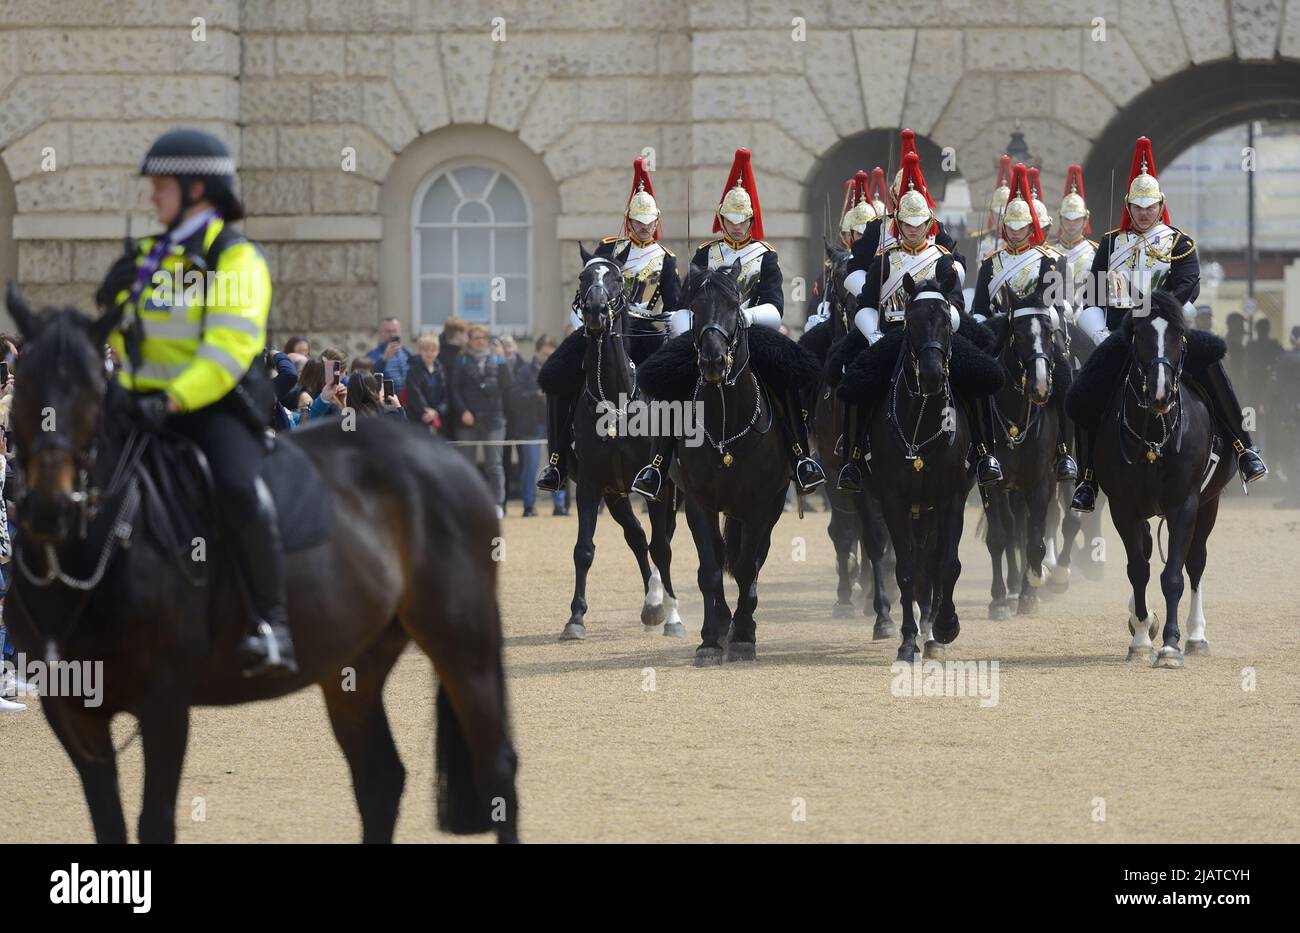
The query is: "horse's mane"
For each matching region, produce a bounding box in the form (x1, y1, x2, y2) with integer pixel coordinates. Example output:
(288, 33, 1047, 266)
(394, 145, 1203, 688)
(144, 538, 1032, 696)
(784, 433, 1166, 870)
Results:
(1122, 290, 1187, 339)
(685, 263, 741, 303)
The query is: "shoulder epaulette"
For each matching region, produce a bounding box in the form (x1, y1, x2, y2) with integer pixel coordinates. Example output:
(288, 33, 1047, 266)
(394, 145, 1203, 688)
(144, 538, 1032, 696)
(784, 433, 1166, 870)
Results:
(660, 244, 674, 257)
(1087, 238, 1099, 248)
(935, 244, 951, 254)
(758, 240, 775, 251)
(601, 235, 622, 244)
(1104, 227, 1122, 237)
(980, 247, 1000, 262)
(697, 237, 719, 251)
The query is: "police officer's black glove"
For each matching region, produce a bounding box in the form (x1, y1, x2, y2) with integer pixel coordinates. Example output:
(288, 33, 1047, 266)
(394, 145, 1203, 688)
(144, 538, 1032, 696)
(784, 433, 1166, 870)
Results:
(95, 244, 138, 312)
(135, 392, 171, 432)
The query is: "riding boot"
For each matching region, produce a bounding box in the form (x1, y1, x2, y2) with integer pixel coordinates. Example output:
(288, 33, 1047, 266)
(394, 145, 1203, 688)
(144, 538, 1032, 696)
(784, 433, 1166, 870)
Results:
(1070, 423, 1098, 512)
(782, 388, 826, 493)
(233, 477, 298, 678)
(1054, 392, 1078, 482)
(632, 434, 674, 502)
(836, 401, 866, 492)
(537, 388, 575, 491)
(969, 397, 1003, 486)
(1188, 360, 1268, 485)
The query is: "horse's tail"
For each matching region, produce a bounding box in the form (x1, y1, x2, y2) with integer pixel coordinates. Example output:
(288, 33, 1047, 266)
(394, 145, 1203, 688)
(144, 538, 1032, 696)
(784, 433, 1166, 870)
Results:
(722, 516, 743, 578)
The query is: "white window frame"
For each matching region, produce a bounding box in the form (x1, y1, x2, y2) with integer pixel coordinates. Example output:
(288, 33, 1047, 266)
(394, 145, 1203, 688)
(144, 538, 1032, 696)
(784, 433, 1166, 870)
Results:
(411, 163, 533, 335)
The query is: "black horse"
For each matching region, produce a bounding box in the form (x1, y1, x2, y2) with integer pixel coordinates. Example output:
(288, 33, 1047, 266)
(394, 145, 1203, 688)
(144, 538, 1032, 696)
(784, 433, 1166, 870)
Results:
(847, 277, 990, 662)
(4, 285, 518, 843)
(982, 299, 1067, 619)
(540, 245, 681, 641)
(1071, 292, 1231, 667)
(637, 261, 819, 667)
(801, 242, 895, 637)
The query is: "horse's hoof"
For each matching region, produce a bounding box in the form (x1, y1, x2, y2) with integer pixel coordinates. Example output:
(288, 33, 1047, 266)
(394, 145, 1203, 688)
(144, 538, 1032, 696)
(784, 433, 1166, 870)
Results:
(726, 641, 757, 662)
(559, 621, 586, 641)
(1153, 646, 1185, 670)
(641, 601, 668, 627)
(662, 621, 687, 638)
(988, 601, 1011, 621)
(1125, 646, 1153, 662)
(896, 643, 919, 663)
(922, 640, 944, 659)
(1046, 566, 1070, 594)
(693, 646, 724, 667)
(1184, 639, 1210, 656)
(832, 601, 856, 619)
(1017, 595, 1038, 616)
(1027, 567, 1044, 589)
(872, 616, 896, 640)
(932, 615, 959, 645)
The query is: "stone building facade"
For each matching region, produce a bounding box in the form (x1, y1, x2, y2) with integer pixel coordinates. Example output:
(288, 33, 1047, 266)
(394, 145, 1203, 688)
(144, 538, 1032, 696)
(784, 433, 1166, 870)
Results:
(2, 0, 1299, 353)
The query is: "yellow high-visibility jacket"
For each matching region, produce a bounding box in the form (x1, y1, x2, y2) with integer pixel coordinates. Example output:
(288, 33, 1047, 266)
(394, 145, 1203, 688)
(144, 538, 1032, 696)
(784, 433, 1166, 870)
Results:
(108, 216, 271, 413)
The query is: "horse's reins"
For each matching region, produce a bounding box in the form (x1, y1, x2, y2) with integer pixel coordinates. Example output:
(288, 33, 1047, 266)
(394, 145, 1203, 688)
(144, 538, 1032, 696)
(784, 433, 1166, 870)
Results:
(692, 274, 764, 465)
(1120, 328, 1187, 464)
(889, 293, 955, 470)
(992, 308, 1055, 447)
(580, 259, 639, 429)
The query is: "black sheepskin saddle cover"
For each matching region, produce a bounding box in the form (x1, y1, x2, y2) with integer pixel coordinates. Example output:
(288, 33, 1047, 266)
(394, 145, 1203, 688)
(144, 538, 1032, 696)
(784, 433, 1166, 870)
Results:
(637, 326, 822, 403)
(798, 319, 835, 365)
(538, 317, 666, 396)
(838, 327, 1004, 406)
(1065, 320, 1226, 431)
(983, 314, 1071, 406)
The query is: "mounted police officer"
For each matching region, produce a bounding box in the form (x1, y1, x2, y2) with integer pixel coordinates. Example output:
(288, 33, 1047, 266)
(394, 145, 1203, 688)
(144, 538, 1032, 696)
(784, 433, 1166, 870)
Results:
(970, 162, 1077, 481)
(1069, 136, 1267, 512)
(631, 147, 827, 500)
(834, 151, 996, 491)
(537, 158, 679, 492)
(96, 128, 295, 677)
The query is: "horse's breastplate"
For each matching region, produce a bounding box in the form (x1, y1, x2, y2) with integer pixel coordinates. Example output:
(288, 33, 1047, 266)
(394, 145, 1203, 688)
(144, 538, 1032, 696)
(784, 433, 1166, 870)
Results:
(709, 240, 769, 304)
(1107, 226, 1176, 307)
(618, 240, 668, 309)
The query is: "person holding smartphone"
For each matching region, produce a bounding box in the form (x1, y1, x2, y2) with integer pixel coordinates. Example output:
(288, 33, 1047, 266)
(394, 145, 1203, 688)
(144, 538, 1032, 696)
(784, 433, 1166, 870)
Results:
(368, 317, 416, 395)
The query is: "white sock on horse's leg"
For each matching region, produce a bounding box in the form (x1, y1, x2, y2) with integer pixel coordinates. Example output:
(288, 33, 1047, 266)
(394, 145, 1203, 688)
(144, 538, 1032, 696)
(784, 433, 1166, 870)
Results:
(1185, 586, 1207, 644)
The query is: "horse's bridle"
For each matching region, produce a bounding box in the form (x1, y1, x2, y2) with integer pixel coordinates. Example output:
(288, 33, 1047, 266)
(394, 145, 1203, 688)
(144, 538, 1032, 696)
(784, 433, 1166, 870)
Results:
(900, 294, 953, 400)
(693, 278, 747, 387)
(578, 258, 627, 333)
(1121, 324, 1187, 463)
(1004, 307, 1056, 400)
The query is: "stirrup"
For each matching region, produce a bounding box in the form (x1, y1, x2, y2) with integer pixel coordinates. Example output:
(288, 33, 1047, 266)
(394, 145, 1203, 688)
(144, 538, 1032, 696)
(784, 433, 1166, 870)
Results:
(239, 620, 298, 678)
(1071, 478, 1097, 513)
(1056, 452, 1078, 482)
(977, 453, 1003, 487)
(794, 456, 826, 494)
(837, 461, 864, 492)
(537, 463, 565, 492)
(1234, 440, 1268, 486)
(631, 465, 664, 502)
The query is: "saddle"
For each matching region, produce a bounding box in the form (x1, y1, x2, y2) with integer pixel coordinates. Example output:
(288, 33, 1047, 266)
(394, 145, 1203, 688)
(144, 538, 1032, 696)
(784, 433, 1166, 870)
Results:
(142, 431, 334, 556)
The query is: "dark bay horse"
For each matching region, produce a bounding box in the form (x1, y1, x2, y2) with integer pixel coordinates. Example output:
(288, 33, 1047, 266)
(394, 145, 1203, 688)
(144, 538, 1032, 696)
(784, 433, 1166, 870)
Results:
(863, 278, 975, 662)
(4, 285, 518, 843)
(983, 304, 1061, 619)
(1088, 292, 1231, 668)
(805, 243, 895, 637)
(553, 244, 681, 641)
(664, 262, 791, 667)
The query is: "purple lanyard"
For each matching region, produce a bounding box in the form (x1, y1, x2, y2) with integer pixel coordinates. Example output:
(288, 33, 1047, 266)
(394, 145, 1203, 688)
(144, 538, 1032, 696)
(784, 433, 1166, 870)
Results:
(129, 209, 219, 306)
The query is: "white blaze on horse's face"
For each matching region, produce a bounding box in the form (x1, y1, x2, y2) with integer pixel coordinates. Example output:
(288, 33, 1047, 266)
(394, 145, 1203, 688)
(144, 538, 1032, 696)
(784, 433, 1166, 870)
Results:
(1030, 318, 1049, 400)
(1151, 317, 1169, 406)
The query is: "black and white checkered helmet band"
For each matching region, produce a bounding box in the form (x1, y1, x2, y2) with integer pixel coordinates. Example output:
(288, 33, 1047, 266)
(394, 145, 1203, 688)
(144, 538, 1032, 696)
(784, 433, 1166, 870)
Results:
(141, 155, 236, 177)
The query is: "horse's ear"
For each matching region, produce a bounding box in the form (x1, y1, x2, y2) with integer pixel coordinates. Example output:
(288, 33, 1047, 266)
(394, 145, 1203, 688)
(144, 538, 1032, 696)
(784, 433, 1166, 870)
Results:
(727, 258, 741, 280)
(614, 240, 631, 267)
(901, 273, 916, 297)
(939, 260, 958, 296)
(684, 262, 706, 297)
(824, 236, 835, 259)
(6, 281, 40, 340)
(89, 301, 126, 349)
(578, 242, 593, 265)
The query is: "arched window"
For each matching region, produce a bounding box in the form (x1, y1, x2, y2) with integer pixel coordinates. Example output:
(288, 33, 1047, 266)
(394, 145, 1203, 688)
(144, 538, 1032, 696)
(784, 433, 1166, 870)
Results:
(412, 165, 531, 332)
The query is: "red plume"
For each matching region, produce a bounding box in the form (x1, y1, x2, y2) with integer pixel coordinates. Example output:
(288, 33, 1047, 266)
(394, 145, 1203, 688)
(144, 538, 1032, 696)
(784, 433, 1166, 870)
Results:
(900, 128, 917, 161)
(1063, 163, 1091, 234)
(869, 166, 888, 206)
(1027, 166, 1043, 201)
(892, 151, 938, 238)
(994, 154, 1011, 188)
(852, 169, 870, 204)
(839, 178, 855, 219)
(712, 147, 763, 241)
(624, 157, 660, 241)
(1120, 136, 1170, 231)
(1005, 162, 1043, 245)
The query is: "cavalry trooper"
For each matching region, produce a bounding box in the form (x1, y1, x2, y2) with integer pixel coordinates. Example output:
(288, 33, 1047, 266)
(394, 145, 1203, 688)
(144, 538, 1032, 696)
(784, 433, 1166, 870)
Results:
(1070, 136, 1267, 512)
(631, 147, 827, 500)
(1055, 164, 1098, 305)
(1028, 166, 1056, 251)
(868, 166, 889, 221)
(842, 130, 968, 340)
(537, 157, 680, 492)
(836, 151, 997, 491)
(974, 154, 1013, 260)
(806, 171, 876, 333)
(970, 163, 1078, 482)
(96, 128, 295, 677)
